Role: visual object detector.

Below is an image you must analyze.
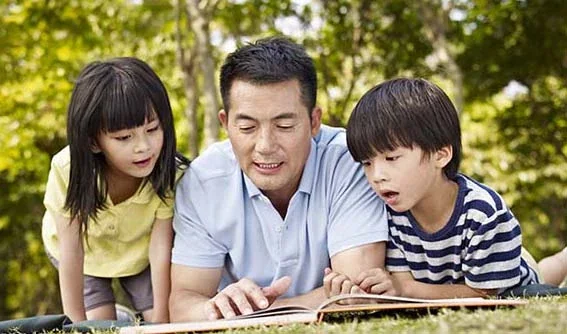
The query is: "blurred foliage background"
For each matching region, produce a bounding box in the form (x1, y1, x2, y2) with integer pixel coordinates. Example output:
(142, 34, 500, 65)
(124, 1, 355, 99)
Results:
(1, 0, 565, 319)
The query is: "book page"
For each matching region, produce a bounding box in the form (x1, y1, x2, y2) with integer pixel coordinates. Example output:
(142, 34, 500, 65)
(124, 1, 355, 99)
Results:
(234, 305, 315, 319)
(317, 293, 486, 311)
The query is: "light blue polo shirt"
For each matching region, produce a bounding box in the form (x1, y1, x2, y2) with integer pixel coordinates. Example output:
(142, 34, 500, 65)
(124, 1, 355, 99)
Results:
(172, 125, 388, 297)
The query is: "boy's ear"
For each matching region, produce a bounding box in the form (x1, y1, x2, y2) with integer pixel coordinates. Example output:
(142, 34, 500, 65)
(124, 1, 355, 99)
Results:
(434, 146, 453, 168)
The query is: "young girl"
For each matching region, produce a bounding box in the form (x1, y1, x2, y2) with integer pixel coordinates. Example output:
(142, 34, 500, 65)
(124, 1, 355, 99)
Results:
(41, 57, 189, 323)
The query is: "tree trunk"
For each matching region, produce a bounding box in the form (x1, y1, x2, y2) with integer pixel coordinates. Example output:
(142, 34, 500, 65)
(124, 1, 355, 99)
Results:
(417, 1, 464, 114)
(176, 0, 199, 158)
(186, 0, 220, 149)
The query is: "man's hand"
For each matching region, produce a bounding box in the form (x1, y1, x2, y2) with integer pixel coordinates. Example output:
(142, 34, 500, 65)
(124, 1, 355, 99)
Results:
(204, 276, 291, 320)
(354, 268, 398, 296)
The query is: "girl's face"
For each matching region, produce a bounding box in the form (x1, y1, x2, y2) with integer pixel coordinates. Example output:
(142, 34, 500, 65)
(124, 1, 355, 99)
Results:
(94, 117, 164, 181)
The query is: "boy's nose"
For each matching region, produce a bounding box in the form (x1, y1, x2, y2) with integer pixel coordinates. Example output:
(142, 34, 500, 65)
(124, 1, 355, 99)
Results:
(371, 165, 389, 183)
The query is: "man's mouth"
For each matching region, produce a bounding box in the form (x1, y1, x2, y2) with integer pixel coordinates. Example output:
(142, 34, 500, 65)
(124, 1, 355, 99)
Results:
(255, 162, 283, 169)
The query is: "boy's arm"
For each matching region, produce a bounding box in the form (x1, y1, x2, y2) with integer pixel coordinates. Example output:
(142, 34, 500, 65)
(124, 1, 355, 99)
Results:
(54, 213, 87, 322)
(148, 217, 174, 323)
(391, 272, 497, 299)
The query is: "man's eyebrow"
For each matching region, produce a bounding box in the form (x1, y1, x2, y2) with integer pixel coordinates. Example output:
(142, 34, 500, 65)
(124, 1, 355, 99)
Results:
(234, 113, 256, 121)
(273, 112, 298, 120)
(233, 112, 298, 121)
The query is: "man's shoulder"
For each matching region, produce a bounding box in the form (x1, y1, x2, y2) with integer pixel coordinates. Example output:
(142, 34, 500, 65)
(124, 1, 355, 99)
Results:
(189, 140, 239, 182)
(313, 125, 354, 166)
(315, 125, 347, 149)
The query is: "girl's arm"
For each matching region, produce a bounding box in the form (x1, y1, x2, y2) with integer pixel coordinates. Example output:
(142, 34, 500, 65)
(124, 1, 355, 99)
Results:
(54, 213, 86, 322)
(149, 217, 174, 323)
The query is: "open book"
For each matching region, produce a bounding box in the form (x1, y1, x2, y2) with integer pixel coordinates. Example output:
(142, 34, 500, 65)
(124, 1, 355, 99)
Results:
(119, 294, 527, 334)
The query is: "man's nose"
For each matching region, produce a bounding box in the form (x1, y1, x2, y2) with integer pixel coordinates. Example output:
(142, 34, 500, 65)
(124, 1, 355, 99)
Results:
(255, 128, 277, 154)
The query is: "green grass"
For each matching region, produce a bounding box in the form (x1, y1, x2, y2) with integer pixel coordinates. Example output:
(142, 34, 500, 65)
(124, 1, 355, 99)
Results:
(59, 296, 567, 334)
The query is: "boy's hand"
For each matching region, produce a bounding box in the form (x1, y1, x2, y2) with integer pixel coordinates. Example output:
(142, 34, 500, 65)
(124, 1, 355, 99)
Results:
(354, 268, 398, 296)
(323, 268, 365, 300)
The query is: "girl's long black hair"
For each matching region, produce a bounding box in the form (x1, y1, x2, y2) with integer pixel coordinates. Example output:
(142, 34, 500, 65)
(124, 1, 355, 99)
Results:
(64, 57, 189, 233)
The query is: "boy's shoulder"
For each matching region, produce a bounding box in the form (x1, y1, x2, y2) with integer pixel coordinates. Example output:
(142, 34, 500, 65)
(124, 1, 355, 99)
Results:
(457, 174, 507, 212)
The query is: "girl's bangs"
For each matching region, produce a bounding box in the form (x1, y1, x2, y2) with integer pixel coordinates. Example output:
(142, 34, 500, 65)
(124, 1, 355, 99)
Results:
(99, 78, 155, 133)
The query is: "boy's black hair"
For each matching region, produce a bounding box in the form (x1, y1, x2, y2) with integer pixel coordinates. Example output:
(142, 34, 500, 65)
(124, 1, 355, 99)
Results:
(219, 36, 317, 116)
(65, 57, 189, 232)
(346, 78, 462, 180)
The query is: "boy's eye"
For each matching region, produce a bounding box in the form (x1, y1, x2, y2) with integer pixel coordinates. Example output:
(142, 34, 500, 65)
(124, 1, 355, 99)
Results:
(386, 156, 400, 161)
(360, 160, 371, 166)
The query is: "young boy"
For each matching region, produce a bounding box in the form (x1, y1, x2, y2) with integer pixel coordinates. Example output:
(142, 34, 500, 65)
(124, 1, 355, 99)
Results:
(324, 78, 540, 299)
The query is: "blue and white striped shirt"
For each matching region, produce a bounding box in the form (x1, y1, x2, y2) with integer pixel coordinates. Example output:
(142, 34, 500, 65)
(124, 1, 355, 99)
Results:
(386, 174, 539, 292)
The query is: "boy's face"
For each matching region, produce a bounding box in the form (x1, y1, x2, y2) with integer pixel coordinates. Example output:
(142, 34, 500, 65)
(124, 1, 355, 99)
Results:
(361, 146, 451, 213)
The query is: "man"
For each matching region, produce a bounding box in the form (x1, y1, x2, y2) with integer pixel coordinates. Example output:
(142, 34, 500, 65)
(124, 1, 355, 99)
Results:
(170, 37, 389, 322)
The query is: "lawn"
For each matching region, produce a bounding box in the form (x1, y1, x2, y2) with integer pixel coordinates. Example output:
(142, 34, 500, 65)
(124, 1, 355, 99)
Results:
(64, 296, 566, 334)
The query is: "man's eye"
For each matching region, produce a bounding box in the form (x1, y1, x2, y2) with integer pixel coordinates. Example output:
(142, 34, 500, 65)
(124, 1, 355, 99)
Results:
(277, 125, 294, 130)
(239, 126, 255, 132)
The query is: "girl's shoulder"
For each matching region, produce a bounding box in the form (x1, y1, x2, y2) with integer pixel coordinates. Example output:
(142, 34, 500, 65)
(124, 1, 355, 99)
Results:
(50, 146, 71, 171)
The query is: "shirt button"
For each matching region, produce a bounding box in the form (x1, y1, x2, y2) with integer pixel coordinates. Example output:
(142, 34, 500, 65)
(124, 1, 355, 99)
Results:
(275, 226, 282, 233)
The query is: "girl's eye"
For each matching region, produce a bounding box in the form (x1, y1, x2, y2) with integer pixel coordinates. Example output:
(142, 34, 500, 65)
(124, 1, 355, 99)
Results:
(114, 135, 131, 141)
(147, 126, 160, 133)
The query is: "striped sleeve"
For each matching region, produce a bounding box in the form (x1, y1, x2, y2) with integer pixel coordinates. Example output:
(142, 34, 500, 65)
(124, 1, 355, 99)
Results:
(386, 237, 410, 272)
(463, 196, 522, 290)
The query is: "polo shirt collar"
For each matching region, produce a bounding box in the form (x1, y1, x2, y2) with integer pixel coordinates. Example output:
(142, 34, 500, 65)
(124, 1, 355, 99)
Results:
(130, 181, 154, 204)
(243, 138, 316, 198)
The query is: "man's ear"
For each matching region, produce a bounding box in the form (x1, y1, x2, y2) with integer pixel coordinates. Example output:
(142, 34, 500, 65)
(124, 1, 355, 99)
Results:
(310, 106, 322, 137)
(218, 109, 228, 130)
(435, 145, 453, 169)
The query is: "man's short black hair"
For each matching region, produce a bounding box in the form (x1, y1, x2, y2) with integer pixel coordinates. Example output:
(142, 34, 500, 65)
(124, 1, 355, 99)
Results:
(219, 36, 317, 116)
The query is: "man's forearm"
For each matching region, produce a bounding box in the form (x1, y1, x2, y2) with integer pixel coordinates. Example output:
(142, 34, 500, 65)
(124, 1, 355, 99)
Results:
(270, 286, 327, 309)
(169, 290, 212, 322)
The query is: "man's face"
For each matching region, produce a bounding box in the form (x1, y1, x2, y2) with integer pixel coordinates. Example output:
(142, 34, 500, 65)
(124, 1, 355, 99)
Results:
(219, 79, 321, 203)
